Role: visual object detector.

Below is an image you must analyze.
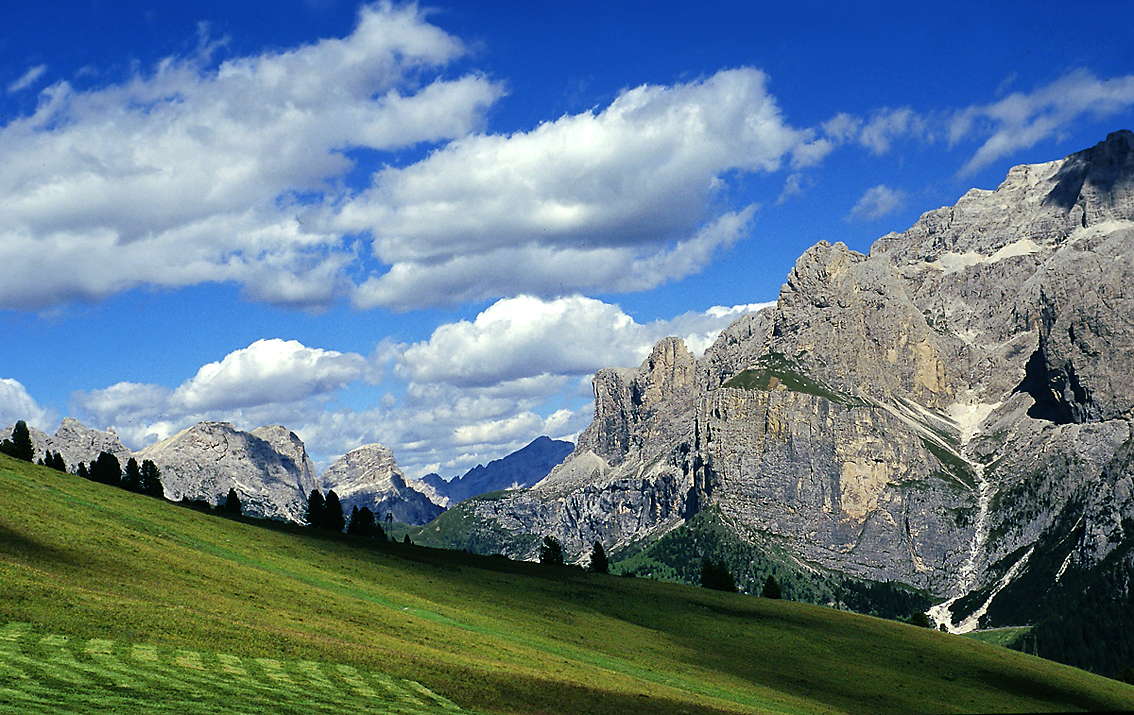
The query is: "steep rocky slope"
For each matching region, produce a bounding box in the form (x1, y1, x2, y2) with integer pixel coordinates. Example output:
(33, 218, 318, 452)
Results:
(437, 130, 1134, 641)
(319, 443, 444, 525)
(137, 422, 317, 522)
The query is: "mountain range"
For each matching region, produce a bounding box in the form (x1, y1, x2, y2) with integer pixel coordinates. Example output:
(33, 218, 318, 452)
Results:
(407, 130, 1134, 675)
(12, 417, 571, 526)
(7, 130, 1134, 678)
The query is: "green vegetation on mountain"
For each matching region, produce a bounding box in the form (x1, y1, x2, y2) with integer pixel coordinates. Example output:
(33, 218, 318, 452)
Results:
(2, 453, 1133, 714)
(721, 353, 863, 407)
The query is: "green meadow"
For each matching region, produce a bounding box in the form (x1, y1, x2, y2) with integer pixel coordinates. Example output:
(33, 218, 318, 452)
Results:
(2, 454, 1133, 714)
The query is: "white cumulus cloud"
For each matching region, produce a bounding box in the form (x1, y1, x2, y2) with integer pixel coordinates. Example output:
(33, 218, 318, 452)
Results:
(0, 2, 502, 311)
(0, 378, 59, 432)
(338, 67, 818, 309)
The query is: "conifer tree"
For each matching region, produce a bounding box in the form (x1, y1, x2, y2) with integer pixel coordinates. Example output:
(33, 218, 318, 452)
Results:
(588, 541, 609, 574)
(306, 489, 325, 527)
(539, 535, 565, 567)
(122, 458, 142, 492)
(224, 488, 242, 515)
(139, 459, 164, 498)
(77, 462, 89, 480)
(0, 421, 35, 462)
(762, 574, 782, 599)
(323, 490, 345, 532)
(347, 506, 378, 537)
(48, 451, 66, 472)
(700, 558, 736, 592)
(89, 451, 122, 486)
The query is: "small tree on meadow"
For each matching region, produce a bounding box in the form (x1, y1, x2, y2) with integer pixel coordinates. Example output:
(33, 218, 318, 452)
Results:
(306, 489, 325, 527)
(588, 541, 609, 574)
(139, 459, 164, 498)
(47, 451, 66, 472)
(700, 558, 736, 592)
(762, 574, 782, 599)
(89, 451, 122, 487)
(0, 421, 35, 462)
(224, 488, 242, 516)
(322, 490, 345, 532)
(347, 506, 378, 538)
(539, 536, 565, 567)
(122, 458, 142, 492)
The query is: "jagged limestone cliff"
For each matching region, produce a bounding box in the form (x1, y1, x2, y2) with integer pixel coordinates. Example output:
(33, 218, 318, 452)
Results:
(137, 422, 317, 522)
(439, 130, 1134, 636)
(320, 443, 444, 525)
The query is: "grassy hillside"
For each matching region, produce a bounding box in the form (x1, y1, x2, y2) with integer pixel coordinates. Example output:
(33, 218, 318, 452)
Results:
(2, 455, 1133, 714)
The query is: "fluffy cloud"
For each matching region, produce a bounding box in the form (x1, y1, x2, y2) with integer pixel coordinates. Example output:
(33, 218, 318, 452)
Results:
(334, 67, 819, 308)
(0, 378, 58, 432)
(171, 339, 373, 412)
(0, 2, 502, 311)
(848, 185, 906, 221)
(396, 295, 773, 388)
(73, 339, 373, 447)
(951, 69, 1134, 174)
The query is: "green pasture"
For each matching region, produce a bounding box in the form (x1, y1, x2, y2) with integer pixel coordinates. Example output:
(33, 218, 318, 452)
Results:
(2, 454, 1133, 714)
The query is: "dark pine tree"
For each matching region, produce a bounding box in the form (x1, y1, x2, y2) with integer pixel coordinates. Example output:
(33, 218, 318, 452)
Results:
(89, 452, 122, 487)
(347, 506, 379, 538)
(139, 460, 164, 498)
(224, 488, 242, 515)
(539, 535, 565, 567)
(122, 458, 142, 492)
(322, 490, 345, 532)
(306, 489, 325, 527)
(76, 462, 89, 480)
(402, 534, 412, 545)
(762, 574, 782, 599)
(588, 541, 609, 574)
(48, 451, 66, 472)
(0, 420, 35, 462)
(700, 558, 737, 592)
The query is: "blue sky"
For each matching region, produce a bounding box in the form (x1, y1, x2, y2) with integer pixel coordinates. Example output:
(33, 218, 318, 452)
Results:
(1, 0, 1132, 478)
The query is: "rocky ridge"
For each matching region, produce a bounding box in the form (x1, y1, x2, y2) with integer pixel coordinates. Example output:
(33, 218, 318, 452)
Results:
(319, 443, 444, 525)
(137, 422, 318, 522)
(440, 130, 1134, 636)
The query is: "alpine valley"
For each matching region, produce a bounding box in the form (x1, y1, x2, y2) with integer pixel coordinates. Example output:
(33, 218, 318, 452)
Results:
(8, 131, 1134, 680)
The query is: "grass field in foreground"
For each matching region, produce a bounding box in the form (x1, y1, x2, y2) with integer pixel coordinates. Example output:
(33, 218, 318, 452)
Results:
(2, 454, 1134, 714)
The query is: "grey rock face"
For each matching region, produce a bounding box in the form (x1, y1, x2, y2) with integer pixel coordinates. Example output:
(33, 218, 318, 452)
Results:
(137, 422, 313, 522)
(20, 417, 134, 470)
(320, 443, 443, 526)
(441, 131, 1134, 630)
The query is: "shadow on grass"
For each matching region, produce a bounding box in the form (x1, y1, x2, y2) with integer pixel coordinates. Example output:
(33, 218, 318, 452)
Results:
(0, 523, 80, 565)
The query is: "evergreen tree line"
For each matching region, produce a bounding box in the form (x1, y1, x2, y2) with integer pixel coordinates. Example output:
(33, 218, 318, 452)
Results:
(537, 536, 610, 574)
(2, 421, 164, 499)
(76, 452, 165, 498)
(305, 488, 387, 540)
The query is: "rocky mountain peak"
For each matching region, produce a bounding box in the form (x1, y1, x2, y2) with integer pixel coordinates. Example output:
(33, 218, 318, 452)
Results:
(575, 336, 697, 466)
(320, 443, 443, 525)
(137, 421, 313, 522)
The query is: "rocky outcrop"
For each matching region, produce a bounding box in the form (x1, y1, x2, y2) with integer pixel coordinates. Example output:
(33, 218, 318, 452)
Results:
(320, 443, 443, 525)
(137, 422, 315, 522)
(20, 417, 133, 470)
(439, 131, 1134, 636)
